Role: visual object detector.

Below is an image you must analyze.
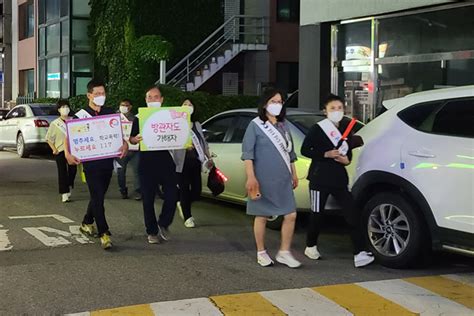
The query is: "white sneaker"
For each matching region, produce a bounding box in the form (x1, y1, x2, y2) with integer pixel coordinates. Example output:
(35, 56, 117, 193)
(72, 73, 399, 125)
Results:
(177, 202, 184, 220)
(257, 251, 274, 267)
(147, 234, 160, 244)
(354, 251, 375, 268)
(184, 217, 195, 228)
(304, 246, 321, 260)
(276, 251, 302, 268)
(62, 193, 70, 203)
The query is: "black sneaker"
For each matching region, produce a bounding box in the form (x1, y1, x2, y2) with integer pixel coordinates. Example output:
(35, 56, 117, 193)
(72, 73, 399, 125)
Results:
(120, 189, 129, 199)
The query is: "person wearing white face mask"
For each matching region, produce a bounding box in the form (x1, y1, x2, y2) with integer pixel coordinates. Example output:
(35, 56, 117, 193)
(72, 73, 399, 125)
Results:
(129, 85, 183, 244)
(46, 99, 77, 203)
(64, 79, 128, 250)
(301, 94, 374, 268)
(242, 88, 301, 268)
(176, 98, 212, 228)
(116, 99, 141, 200)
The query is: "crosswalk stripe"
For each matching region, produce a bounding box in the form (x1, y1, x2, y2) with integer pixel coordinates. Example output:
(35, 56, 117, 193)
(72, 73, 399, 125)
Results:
(313, 283, 416, 316)
(443, 273, 474, 287)
(210, 292, 285, 315)
(404, 275, 474, 309)
(149, 298, 222, 316)
(358, 278, 473, 315)
(90, 304, 155, 316)
(260, 288, 352, 316)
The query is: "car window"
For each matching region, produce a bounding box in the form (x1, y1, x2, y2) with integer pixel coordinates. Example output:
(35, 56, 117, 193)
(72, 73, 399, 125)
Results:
(431, 99, 474, 138)
(398, 98, 474, 138)
(16, 107, 26, 118)
(287, 114, 325, 134)
(285, 92, 298, 108)
(397, 101, 444, 131)
(202, 116, 236, 143)
(6, 108, 20, 119)
(31, 105, 57, 116)
(231, 115, 256, 143)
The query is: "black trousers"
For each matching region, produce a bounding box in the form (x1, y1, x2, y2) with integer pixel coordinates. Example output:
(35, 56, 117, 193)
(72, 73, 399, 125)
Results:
(55, 151, 77, 194)
(178, 157, 202, 220)
(140, 154, 178, 235)
(306, 187, 365, 254)
(82, 169, 113, 236)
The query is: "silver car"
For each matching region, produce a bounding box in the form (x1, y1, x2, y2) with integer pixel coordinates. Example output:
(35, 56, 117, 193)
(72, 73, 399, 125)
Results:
(0, 104, 58, 158)
(200, 108, 364, 229)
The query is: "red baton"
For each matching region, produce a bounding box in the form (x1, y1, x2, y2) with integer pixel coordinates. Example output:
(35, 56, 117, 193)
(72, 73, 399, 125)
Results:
(341, 118, 357, 140)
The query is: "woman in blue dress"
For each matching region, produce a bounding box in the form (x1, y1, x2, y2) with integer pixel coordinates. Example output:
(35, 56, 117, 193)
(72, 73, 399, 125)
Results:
(241, 88, 301, 268)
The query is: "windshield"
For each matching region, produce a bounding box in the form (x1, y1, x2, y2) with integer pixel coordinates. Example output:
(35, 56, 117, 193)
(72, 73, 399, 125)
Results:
(31, 105, 58, 116)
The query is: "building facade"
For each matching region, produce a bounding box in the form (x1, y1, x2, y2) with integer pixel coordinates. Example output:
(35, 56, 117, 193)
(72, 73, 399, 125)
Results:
(299, 0, 474, 122)
(1, 0, 13, 107)
(11, 0, 92, 105)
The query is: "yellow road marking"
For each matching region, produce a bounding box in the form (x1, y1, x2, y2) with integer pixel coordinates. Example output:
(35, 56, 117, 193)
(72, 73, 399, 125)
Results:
(210, 292, 285, 316)
(91, 304, 154, 316)
(405, 275, 474, 309)
(313, 283, 417, 316)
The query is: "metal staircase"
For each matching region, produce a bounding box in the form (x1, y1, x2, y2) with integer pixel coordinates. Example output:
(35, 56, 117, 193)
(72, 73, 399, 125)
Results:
(158, 15, 268, 91)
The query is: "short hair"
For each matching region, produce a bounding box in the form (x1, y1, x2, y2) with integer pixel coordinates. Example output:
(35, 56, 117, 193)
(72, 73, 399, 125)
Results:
(56, 99, 70, 110)
(87, 79, 106, 93)
(258, 87, 287, 122)
(120, 98, 133, 106)
(324, 94, 344, 108)
(145, 84, 162, 96)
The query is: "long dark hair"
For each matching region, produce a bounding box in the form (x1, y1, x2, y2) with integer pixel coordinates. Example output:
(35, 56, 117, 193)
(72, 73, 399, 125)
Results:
(183, 98, 197, 122)
(257, 88, 287, 122)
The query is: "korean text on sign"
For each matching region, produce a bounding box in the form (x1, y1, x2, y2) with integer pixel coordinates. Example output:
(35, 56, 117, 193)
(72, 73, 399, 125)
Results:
(66, 114, 124, 162)
(139, 107, 191, 151)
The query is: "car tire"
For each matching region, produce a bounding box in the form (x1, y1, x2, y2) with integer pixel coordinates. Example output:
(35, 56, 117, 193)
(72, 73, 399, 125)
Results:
(362, 192, 427, 269)
(16, 133, 30, 158)
(267, 215, 283, 230)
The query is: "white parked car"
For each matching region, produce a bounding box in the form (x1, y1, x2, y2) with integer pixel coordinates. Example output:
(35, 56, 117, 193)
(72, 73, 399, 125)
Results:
(350, 86, 474, 268)
(0, 104, 58, 157)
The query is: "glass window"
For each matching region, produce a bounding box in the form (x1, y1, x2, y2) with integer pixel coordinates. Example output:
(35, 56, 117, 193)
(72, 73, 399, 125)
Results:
(431, 99, 474, 138)
(202, 116, 236, 143)
(61, 20, 69, 52)
(39, 0, 45, 24)
(61, 0, 69, 17)
(46, 23, 60, 54)
(31, 105, 58, 116)
(46, 58, 61, 98)
(61, 56, 69, 98)
(276, 62, 299, 94)
(378, 6, 474, 58)
(46, 0, 60, 21)
(39, 60, 46, 97)
(231, 115, 255, 143)
(72, 20, 90, 50)
(39, 28, 46, 56)
(72, 0, 91, 17)
(277, 0, 300, 23)
(20, 69, 35, 95)
(287, 114, 325, 134)
(16, 107, 27, 118)
(74, 76, 92, 95)
(397, 101, 443, 131)
(18, 1, 34, 40)
(72, 54, 92, 72)
(6, 108, 20, 119)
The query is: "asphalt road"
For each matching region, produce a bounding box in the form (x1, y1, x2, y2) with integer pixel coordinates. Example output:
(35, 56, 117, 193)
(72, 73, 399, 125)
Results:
(0, 150, 473, 315)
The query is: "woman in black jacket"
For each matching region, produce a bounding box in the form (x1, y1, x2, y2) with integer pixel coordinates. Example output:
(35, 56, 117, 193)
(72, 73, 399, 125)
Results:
(301, 94, 374, 268)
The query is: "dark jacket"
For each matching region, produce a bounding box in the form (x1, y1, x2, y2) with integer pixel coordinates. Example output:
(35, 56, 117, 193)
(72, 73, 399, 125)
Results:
(300, 117, 355, 190)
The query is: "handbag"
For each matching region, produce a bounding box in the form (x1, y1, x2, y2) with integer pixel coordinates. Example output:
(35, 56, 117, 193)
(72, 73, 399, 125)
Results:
(207, 166, 225, 196)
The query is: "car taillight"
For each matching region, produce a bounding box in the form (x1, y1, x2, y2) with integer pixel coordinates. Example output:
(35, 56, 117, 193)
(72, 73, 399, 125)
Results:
(34, 120, 50, 127)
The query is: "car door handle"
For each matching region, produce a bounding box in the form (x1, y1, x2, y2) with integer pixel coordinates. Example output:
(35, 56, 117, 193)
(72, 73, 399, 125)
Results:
(408, 151, 436, 158)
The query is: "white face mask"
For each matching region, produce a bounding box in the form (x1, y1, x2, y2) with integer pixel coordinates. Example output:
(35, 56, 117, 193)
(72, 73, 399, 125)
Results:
(328, 111, 344, 123)
(59, 107, 70, 117)
(119, 106, 129, 114)
(93, 96, 106, 107)
(185, 106, 194, 114)
(266, 103, 283, 116)
(147, 102, 162, 108)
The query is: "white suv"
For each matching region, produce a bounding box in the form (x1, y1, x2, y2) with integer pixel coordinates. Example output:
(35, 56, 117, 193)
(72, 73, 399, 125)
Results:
(350, 86, 474, 268)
